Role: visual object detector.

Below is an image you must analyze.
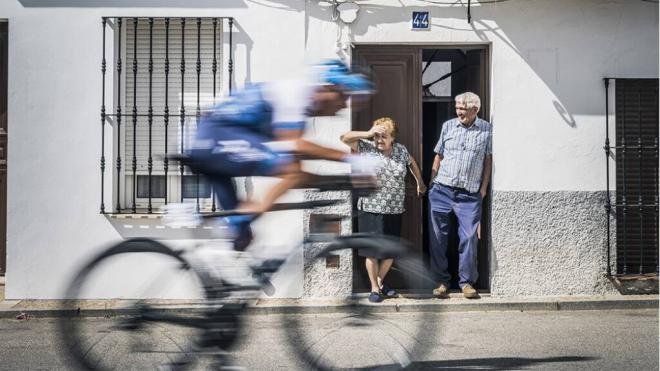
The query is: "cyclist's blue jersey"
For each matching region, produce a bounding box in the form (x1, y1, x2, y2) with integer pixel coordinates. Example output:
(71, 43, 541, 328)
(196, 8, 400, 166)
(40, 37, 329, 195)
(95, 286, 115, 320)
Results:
(201, 80, 312, 139)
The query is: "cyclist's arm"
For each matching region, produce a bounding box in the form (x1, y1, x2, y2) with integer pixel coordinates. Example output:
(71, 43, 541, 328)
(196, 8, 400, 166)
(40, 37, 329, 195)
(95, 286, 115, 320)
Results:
(293, 139, 347, 162)
(244, 126, 347, 215)
(267, 80, 347, 161)
(273, 127, 348, 162)
(273, 127, 304, 141)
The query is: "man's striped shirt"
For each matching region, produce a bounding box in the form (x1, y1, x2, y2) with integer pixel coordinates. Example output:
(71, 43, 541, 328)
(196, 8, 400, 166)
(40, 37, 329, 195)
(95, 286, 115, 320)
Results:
(433, 117, 492, 193)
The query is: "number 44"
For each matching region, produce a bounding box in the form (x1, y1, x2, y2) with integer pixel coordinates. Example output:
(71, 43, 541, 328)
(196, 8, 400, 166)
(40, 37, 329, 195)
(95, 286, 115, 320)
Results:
(412, 12, 429, 30)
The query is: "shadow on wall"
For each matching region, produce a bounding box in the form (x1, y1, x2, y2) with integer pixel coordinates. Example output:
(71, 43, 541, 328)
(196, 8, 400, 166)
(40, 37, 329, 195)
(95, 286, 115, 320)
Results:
(20, 0, 658, 119)
(229, 20, 253, 88)
(554, 100, 576, 127)
(311, 1, 658, 122)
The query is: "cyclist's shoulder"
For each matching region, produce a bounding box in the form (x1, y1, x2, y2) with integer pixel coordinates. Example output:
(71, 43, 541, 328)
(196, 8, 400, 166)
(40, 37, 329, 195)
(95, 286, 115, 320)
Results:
(205, 84, 269, 115)
(229, 83, 268, 103)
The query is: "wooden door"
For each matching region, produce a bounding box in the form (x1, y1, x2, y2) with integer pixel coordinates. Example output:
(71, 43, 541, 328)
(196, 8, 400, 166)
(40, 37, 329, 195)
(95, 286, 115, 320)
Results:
(352, 45, 422, 291)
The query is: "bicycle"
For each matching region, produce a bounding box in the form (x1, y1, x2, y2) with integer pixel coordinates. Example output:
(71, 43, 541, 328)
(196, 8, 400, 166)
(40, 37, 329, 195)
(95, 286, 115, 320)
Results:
(58, 172, 436, 370)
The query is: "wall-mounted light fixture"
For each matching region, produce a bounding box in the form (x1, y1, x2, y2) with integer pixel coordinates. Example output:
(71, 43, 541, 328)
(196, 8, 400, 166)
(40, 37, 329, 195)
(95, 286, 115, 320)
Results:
(336, 1, 360, 24)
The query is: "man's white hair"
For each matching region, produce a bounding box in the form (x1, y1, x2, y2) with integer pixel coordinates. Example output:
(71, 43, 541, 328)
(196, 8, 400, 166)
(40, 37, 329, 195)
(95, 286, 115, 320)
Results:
(455, 92, 481, 111)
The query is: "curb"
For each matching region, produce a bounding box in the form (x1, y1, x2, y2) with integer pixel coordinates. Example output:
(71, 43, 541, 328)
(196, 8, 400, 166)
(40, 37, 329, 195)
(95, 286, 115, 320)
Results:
(0, 297, 656, 319)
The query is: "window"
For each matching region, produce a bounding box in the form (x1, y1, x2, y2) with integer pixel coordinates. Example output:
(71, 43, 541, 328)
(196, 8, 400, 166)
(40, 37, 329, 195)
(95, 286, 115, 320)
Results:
(136, 175, 166, 199)
(182, 176, 212, 199)
(614, 78, 659, 275)
(100, 17, 234, 213)
(422, 61, 452, 98)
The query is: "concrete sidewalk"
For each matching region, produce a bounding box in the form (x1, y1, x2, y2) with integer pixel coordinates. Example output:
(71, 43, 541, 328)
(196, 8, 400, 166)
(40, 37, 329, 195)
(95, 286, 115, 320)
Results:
(0, 293, 657, 319)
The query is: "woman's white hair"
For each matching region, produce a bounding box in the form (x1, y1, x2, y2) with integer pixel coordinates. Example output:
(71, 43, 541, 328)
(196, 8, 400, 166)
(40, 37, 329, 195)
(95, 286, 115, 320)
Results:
(455, 92, 481, 111)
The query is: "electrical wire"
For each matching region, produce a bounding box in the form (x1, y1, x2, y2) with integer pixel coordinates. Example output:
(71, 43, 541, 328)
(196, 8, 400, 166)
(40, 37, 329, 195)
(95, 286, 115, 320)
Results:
(320, 0, 657, 4)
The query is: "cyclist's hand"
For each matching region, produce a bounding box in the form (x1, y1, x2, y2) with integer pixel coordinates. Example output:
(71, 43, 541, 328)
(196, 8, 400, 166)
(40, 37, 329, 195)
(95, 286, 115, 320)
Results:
(345, 154, 382, 174)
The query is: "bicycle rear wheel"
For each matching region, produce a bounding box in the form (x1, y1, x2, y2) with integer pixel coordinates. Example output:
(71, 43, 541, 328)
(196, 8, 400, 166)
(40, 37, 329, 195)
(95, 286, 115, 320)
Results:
(284, 235, 437, 370)
(58, 238, 216, 371)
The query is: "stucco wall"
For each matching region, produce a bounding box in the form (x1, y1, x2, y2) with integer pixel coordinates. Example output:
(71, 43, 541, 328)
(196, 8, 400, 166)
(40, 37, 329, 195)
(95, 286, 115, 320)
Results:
(490, 191, 619, 296)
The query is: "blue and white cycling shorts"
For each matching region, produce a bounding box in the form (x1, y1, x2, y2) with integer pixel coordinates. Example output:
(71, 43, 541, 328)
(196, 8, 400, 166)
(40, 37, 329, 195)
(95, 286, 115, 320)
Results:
(187, 121, 293, 178)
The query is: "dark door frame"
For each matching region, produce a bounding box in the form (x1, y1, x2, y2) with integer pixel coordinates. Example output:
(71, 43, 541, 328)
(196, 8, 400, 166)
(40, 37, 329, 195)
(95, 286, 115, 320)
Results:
(351, 43, 492, 292)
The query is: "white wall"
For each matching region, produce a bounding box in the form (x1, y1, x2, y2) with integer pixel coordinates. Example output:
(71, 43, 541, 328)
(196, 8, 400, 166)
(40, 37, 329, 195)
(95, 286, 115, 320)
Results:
(2, 0, 657, 298)
(305, 0, 658, 192)
(2, 0, 308, 299)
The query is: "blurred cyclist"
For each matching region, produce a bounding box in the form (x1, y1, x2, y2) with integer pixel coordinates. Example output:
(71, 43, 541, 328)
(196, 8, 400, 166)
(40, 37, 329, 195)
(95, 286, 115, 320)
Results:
(186, 60, 375, 251)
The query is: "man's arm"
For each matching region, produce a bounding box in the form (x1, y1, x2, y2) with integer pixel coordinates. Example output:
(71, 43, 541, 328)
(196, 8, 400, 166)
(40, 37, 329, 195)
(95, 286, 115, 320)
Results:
(479, 155, 492, 199)
(431, 122, 447, 182)
(430, 153, 443, 182)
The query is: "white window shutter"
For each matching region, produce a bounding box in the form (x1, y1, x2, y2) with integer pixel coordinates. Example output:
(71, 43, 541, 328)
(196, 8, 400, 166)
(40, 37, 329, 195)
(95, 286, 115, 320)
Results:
(124, 19, 222, 175)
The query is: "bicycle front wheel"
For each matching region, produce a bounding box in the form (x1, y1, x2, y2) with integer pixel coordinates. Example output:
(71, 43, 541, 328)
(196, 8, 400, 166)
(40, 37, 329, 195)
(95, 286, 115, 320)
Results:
(58, 238, 214, 371)
(284, 235, 437, 370)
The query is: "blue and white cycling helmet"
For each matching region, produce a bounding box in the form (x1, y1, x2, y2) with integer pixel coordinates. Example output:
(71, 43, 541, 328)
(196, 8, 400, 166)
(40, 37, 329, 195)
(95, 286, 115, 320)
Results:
(315, 59, 374, 96)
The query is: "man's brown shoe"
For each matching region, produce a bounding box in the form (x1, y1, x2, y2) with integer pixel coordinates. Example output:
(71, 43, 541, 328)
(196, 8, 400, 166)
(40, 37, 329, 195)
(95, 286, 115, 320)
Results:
(432, 283, 449, 298)
(461, 284, 479, 299)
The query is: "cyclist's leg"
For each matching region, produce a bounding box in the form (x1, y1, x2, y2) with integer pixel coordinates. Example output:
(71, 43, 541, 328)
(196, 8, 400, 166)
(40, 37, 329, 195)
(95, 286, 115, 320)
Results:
(206, 174, 254, 252)
(209, 175, 239, 211)
(189, 125, 268, 251)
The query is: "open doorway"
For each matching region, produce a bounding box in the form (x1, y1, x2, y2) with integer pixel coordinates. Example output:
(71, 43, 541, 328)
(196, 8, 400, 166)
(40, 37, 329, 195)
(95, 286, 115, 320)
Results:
(352, 45, 490, 293)
(421, 47, 490, 291)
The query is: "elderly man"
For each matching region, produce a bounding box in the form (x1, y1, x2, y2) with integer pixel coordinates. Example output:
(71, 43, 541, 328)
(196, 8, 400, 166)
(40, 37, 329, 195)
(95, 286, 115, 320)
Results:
(429, 92, 492, 299)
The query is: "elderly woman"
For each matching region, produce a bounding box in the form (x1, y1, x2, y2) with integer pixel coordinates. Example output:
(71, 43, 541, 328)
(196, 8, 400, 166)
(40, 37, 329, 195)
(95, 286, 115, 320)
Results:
(340, 117, 426, 302)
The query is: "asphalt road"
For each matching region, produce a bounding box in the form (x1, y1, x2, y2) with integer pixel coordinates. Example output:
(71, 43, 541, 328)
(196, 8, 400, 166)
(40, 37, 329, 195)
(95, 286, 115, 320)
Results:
(0, 309, 657, 370)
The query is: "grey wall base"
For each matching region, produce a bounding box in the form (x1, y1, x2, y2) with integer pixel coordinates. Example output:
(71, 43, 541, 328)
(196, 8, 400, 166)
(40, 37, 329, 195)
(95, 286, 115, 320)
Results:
(491, 191, 619, 296)
(299, 190, 621, 298)
(302, 191, 354, 298)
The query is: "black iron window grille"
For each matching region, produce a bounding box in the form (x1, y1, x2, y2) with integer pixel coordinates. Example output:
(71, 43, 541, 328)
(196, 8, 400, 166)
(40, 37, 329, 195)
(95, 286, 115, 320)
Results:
(604, 78, 659, 276)
(100, 17, 234, 214)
